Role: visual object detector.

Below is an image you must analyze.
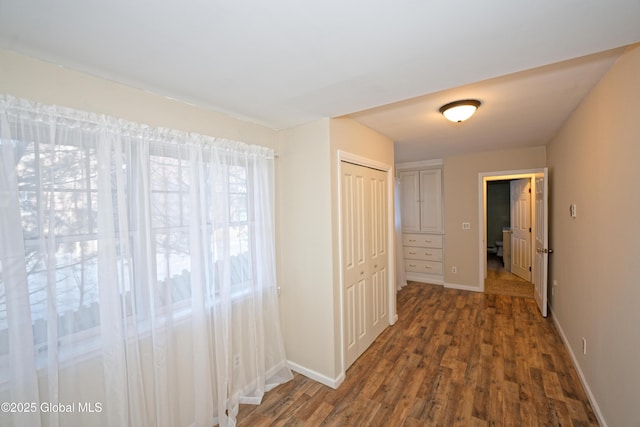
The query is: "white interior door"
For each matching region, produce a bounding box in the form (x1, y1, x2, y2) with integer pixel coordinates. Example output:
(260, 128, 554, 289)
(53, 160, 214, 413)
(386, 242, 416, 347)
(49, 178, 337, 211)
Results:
(341, 161, 389, 369)
(342, 162, 365, 368)
(368, 167, 388, 340)
(533, 169, 549, 317)
(510, 179, 532, 281)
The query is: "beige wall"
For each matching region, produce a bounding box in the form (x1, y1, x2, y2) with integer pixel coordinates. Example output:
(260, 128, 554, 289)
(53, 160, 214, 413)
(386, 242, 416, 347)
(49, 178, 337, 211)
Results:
(443, 146, 547, 289)
(277, 119, 336, 380)
(0, 49, 278, 149)
(547, 44, 640, 427)
(277, 117, 395, 384)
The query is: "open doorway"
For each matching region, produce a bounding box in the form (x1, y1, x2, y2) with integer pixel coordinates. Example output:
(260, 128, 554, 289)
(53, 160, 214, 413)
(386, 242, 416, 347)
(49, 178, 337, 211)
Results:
(479, 168, 550, 315)
(485, 179, 533, 297)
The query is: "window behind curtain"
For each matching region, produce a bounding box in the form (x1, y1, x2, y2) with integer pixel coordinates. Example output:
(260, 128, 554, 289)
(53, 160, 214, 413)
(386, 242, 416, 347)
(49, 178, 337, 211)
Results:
(0, 95, 291, 427)
(0, 137, 254, 366)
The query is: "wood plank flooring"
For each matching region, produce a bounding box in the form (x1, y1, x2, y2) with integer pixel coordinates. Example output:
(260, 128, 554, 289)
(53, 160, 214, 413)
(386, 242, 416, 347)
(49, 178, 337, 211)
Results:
(485, 254, 534, 298)
(236, 282, 598, 426)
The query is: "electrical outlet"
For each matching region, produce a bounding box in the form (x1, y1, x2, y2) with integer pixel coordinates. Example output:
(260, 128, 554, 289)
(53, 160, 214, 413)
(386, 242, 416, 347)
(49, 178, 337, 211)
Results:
(233, 354, 241, 368)
(462, 222, 471, 230)
(451, 266, 457, 274)
(582, 338, 587, 355)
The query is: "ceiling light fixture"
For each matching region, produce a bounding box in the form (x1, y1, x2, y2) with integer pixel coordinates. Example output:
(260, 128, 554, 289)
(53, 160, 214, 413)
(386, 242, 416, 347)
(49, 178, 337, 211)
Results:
(439, 99, 481, 123)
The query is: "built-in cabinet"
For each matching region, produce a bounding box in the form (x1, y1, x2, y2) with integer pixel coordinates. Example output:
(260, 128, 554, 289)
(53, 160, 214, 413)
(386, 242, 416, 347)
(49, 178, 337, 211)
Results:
(399, 169, 443, 233)
(398, 162, 444, 285)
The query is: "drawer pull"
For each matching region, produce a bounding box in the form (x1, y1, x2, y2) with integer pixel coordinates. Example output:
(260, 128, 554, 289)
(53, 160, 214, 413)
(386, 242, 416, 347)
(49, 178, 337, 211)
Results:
(409, 239, 417, 242)
(409, 251, 417, 255)
(425, 240, 432, 243)
(425, 252, 432, 256)
(409, 264, 417, 267)
(425, 266, 432, 270)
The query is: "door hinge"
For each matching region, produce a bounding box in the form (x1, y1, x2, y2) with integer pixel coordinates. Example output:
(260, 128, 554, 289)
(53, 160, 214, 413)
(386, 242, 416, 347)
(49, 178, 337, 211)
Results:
(529, 266, 532, 272)
(529, 188, 531, 193)
(529, 227, 532, 233)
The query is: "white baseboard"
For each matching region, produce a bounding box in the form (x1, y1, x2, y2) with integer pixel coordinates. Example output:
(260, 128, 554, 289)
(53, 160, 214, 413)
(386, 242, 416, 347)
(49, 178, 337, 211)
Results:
(287, 360, 345, 389)
(549, 307, 607, 427)
(444, 282, 482, 292)
(406, 272, 444, 285)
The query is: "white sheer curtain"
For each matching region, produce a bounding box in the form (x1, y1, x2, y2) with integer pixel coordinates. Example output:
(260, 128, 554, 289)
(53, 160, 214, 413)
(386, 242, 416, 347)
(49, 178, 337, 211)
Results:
(0, 95, 292, 427)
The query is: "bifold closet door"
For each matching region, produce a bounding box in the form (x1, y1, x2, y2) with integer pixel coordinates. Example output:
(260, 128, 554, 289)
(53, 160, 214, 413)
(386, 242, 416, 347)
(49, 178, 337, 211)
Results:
(341, 161, 389, 369)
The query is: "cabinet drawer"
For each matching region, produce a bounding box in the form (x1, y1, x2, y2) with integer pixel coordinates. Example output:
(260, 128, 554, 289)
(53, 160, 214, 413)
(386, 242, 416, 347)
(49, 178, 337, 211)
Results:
(403, 247, 443, 262)
(403, 234, 443, 248)
(404, 260, 443, 275)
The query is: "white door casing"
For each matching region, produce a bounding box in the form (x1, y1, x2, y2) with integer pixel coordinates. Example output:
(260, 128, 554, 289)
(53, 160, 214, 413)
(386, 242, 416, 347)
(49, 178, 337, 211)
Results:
(533, 170, 549, 317)
(479, 169, 549, 316)
(510, 179, 532, 281)
(341, 161, 389, 369)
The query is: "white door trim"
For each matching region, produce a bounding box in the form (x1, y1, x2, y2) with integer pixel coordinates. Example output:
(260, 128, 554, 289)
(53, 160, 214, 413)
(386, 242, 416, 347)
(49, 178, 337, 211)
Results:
(533, 169, 549, 317)
(337, 150, 396, 376)
(478, 168, 544, 292)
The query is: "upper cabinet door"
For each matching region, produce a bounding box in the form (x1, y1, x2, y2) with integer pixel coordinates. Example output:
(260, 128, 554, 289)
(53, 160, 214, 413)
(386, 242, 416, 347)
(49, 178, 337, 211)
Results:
(399, 168, 443, 234)
(419, 169, 443, 233)
(399, 171, 420, 232)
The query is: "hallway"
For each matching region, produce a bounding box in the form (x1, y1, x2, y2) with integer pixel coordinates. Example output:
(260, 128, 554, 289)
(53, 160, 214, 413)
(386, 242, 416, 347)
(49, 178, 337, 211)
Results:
(235, 282, 597, 426)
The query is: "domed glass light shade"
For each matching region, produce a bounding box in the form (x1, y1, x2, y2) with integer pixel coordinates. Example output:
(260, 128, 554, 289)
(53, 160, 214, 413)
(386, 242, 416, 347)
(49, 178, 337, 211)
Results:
(439, 99, 481, 122)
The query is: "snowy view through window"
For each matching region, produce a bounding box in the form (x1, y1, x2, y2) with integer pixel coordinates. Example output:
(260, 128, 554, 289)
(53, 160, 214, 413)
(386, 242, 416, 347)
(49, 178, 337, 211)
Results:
(0, 139, 251, 356)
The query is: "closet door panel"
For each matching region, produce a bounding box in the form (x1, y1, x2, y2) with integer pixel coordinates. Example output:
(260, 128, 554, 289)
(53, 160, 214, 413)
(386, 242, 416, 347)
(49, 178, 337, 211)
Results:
(419, 169, 443, 233)
(399, 171, 420, 232)
(341, 161, 389, 369)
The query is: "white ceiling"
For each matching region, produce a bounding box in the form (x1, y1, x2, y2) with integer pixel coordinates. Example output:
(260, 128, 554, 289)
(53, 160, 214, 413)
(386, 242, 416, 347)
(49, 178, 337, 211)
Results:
(1, 0, 639, 161)
(351, 49, 624, 161)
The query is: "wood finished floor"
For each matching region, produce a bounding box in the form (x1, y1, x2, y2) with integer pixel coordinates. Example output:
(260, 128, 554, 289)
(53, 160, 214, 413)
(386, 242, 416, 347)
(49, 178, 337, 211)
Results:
(485, 254, 534, 298)
(236, 282, 598, 426)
